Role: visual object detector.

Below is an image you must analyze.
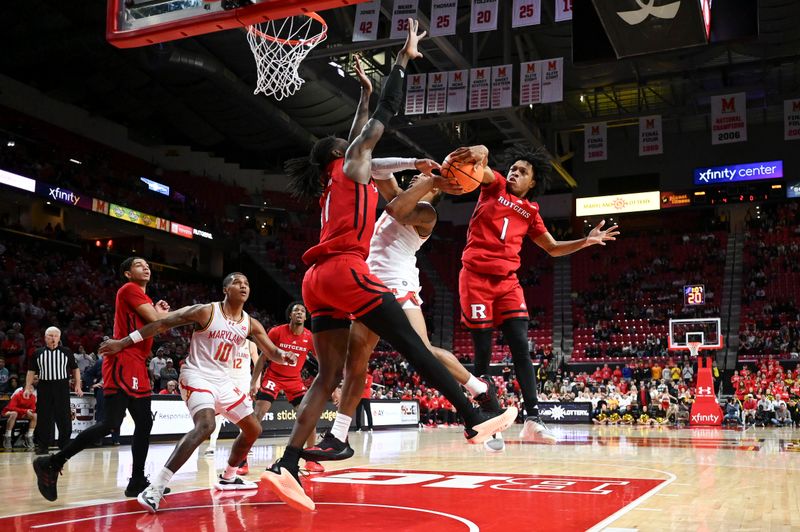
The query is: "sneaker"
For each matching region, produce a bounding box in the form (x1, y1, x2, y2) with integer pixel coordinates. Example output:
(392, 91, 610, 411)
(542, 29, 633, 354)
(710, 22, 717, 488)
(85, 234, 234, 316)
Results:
(23, 436, 34, 450)
(204, 447, 216, 457)
(520, 416, 557, 444)
(484, 433, 505, 453)
(3, 435, 11, 450)
(33, 455, 62, 501)
(261, 462, 315, 512)
(236, 462, 250, 476)
(464, 406, 518, 445)
(474, 376, 502, 413)
(214, 474, 258, 491)
(304, 460, 325, 473)
(137, 484, 164, 513)
(125, 476, 172, 497)
(299, 432, 354, 462)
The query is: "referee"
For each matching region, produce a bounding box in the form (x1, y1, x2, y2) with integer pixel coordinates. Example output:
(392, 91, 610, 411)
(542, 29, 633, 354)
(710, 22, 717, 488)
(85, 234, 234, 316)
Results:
(25, 327, 83, 455)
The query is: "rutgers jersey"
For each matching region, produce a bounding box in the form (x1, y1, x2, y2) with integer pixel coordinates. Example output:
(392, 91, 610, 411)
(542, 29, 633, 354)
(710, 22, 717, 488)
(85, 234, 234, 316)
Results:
(302, 158, 379, 266)
(104, 282, 155, 397)
(461, 171, 547, 276)
(266, 324, 312, 380)
(367, 210, 429, 294)
(185, 302, 250, 380)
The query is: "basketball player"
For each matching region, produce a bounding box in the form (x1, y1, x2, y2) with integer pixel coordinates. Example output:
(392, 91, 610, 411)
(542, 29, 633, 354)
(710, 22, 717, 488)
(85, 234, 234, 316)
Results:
(449, 144, 619, 444)
(262, 20, 516, 512)
(98, 272, 295, 513)
(32, 257, 171, 502)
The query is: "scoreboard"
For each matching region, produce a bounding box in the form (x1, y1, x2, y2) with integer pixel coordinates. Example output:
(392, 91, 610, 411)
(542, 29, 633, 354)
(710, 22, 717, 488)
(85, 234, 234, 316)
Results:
(684, 284, 706, 306)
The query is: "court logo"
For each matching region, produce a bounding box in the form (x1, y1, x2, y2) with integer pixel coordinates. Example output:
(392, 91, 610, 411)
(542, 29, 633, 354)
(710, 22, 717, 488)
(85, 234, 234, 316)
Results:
(617, 0, 681, 25)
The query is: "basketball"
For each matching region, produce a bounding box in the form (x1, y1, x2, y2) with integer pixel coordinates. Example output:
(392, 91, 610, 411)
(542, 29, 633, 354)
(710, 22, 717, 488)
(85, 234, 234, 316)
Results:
(440, 156, 483, 193)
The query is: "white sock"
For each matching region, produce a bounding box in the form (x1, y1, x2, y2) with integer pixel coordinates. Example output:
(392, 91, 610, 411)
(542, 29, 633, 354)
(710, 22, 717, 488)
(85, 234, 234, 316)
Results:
(222, 464, 238, 480)
(4, 431, 10, 437)
(152, 467, 174, 490)
(331, 413, 352, 443)
(465, 375, 488, 397)
(27, 430, 34, 437)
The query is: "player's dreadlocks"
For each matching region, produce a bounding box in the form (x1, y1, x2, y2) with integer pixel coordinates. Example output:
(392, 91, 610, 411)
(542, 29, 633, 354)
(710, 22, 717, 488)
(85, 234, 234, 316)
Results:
(285, 136, 343, 200)
(502, 144, 553, 200)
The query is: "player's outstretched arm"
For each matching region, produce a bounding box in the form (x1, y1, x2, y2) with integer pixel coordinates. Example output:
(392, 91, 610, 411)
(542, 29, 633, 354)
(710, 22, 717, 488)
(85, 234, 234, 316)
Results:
(533, 220, 620, 257)
(98, 304, 211, 356)
(384, 174, 457, 232)
(446, 145, 494, 184)
(347, 54, 373, 146)
(249, 319, 296, 365)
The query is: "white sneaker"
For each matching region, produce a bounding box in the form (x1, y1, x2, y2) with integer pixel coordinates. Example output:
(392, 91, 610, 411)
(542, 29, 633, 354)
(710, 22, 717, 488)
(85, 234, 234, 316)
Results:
(204, 448, 216, 457)
(214, 474, 258, 491)
(520, 417, 557, 444)
(137, 485, 164, 513)
(484, 433, 505, 452)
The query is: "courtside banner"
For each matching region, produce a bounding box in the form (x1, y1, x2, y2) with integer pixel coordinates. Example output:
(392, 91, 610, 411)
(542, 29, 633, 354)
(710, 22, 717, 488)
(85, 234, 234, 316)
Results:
(519, 61, 542, 106)
(35, 181, 93, 210)
(469, 67, 491, 110)
(513, 0, 542, 27)
(785, 99, 800, 141)
(576, 191, 661, 216)
(584, 122, 607, 162)
(538, 402, 592, 423)
(426, 72, 448, 114)
(554, 0, 573, 22)
(368, 400, 420, 426)
(352, 0, 380, 42)
(639, 115, 663, 156)
(447, 70, 468, 113)
(404, 73, 426, 115)
(470, 0, 499, 33)
(710, 92, 747, 145)
(693, 160, 783, 186)
(541, 57, 563, 103)
(491, 64, 513, 109)
(430, 0, 458, 37)
(219, 400, 337, 435)
(390, 0, 419, 40)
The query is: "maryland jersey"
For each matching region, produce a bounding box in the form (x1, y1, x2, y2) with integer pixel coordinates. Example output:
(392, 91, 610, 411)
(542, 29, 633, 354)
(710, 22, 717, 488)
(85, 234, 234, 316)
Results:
(185, 302, 250, 380)
(228, 339, 253, 383)
(303, 158, 379, 266)
(461, 171, 548, 277)
(265, 324, 312, 380)
(367, 210, 429, 294)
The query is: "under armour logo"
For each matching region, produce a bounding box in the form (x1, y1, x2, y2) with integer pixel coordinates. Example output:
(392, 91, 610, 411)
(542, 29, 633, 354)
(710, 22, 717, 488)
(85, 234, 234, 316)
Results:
(617, 0, 681, 26)
(697, 386, 712, 395)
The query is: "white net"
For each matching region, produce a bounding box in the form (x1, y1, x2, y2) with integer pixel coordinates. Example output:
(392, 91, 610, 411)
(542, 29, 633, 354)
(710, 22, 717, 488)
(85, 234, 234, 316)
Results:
(246, 14, 327, 101)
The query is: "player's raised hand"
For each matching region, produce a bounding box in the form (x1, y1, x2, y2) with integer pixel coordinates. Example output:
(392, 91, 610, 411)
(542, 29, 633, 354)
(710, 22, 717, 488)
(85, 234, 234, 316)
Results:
(353, 54, 372, 94)
(447, 145, 489, 166)
(155, 300, 171, 314)
(586, 220, 620, 246)
(432, 175, 464, 195)
(414, 158, 441, 174)
(400, 18, 426, 61)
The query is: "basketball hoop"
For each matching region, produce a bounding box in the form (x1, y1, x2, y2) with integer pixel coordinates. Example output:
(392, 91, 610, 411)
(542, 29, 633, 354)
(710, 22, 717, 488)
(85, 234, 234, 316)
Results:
(246, 12, 328, 100)
(687, 341, 702, 358)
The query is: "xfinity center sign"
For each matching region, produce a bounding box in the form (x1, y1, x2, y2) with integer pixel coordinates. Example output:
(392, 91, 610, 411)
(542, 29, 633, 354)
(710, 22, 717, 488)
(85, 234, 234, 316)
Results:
(694, 160, 783, 186)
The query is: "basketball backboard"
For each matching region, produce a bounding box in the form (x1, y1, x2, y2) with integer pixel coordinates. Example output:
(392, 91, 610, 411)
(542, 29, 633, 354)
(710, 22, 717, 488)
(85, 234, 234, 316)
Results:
(106, 0, 370, 48)
(668, 318, 723, 353)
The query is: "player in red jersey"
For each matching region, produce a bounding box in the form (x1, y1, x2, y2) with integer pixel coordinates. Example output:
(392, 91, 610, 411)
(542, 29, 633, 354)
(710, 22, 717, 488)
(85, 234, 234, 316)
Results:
(261, 21, 517, 513)
(451, 144, 619, 445)
(33, 257, 171, 501)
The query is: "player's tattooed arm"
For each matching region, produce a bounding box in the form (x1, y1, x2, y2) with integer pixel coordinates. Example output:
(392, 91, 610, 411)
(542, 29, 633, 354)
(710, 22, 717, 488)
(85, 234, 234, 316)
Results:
(98, 304, 211, 356)
(347, 54, 373, 146)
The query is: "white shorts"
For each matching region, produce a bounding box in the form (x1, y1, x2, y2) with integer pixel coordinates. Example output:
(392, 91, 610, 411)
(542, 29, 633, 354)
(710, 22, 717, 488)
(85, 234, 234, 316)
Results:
(388, 286, 423, 310)
(179, 369, 253, 424)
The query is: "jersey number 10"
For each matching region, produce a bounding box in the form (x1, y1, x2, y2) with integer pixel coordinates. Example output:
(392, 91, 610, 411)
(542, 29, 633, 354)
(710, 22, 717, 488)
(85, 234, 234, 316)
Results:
(213, 343, 234, 363)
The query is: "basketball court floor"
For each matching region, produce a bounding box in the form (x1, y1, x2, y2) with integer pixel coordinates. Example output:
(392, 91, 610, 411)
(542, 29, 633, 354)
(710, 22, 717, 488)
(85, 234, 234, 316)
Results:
(2, 424, 799, 531)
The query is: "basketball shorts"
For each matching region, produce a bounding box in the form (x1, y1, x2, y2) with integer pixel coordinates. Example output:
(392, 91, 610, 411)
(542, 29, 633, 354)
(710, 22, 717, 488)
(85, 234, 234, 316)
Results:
(103, 353, 151, 398)
(458, 268, 529, 329)
(303, 255, 393, 331)
(179, 369, 253, 424)
(257, 374, 307, 405)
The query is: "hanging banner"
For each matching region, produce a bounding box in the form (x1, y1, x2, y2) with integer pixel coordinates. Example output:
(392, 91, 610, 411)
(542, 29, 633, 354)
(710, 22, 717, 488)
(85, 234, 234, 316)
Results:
(541, 57, 563, 103)
(519, 61, 542, 106)
(639, 115, 663, 156)
(430, 0, 458, 37)
(469, 67, 491, 110)
(710, 92, 747, 145)
(491, 64, 513, 109)
(352, 0, 381, 42)
(554, 0, 572, 22)
(447, 70, 468, 113)
(426, 72, 448, 114)
(513, 0, 542, 27)
(470, 0, 499, 33)
(404, 73, 426, 115)
(584, 122, 607, 162)
(390, 0, 419, 40)
(785, 99, 800, 141)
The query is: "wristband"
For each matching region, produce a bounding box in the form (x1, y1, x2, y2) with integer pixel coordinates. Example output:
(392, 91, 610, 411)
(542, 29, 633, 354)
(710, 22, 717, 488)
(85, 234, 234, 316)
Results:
(129, 330, 144, 344)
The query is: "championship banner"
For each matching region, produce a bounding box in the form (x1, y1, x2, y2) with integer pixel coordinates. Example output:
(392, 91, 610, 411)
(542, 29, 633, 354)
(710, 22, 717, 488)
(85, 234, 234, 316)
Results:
(638, 115, 663, 156)
(554, 0, 572, 22)
(470, 0, 499, 33)
(430, 0, 458, 37)
(513, 0, 541, 28)
(447, 69, 468, 113)
(541, 57, 563, 103)
(538, 402, 592, 424)
(469, 67, 491, 110)
(426, 72, 448, 114)
(584, 122, 607, 162)
(785, 99, 800, 141)
(390, 0, 419, 40)
(710, 92, 747, 145)
(352, 0, 380, 42)
(404, 73, 426, 115)
(491, 64, 513, 109)
(519, 61, 542, 106)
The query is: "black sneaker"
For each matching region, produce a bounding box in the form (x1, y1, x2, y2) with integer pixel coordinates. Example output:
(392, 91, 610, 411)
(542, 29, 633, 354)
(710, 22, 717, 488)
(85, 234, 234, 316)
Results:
(474, 375, 502, 413)
(463, 406, 519, 445)
(33, 455, 62, 501)
(299, 431, 354, 462)
(125, 476, 172, 497)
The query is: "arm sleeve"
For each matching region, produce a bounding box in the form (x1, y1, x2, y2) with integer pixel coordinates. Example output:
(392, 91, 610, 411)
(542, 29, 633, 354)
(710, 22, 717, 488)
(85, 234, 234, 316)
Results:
(371, 158, 417, 181)
(527, 210, 548, 240)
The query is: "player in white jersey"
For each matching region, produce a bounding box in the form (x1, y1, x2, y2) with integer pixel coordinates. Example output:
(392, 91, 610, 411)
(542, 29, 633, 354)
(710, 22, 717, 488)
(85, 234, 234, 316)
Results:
(205, 339, 259, 457)
(100, 272, 294, 513)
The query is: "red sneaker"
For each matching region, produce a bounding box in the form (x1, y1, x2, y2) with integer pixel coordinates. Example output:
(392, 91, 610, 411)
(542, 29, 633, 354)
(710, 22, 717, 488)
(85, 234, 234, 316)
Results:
(304, 460, 325, 473)
(236, 462, 250, 476)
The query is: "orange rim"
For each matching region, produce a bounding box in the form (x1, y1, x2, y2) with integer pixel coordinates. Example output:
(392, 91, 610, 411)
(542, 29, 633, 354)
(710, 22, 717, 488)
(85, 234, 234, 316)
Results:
(248, 12, 327, 46)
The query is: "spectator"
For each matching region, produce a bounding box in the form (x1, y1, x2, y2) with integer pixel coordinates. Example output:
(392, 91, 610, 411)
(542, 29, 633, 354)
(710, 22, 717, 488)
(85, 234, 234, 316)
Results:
(158, 380, 179, 395)
(0, 357, 9, 393)
(159, 359, 178, 387)
(2, 376, 38, 449)
(149, 348, 169, 391)
(722, 399, 742, 426)
(74, 346, 95, 380)
(773, 402, 792, 427)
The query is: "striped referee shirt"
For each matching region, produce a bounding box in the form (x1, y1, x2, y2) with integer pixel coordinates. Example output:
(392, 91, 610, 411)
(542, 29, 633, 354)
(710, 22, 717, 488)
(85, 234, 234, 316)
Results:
(30, 346, 78, 381)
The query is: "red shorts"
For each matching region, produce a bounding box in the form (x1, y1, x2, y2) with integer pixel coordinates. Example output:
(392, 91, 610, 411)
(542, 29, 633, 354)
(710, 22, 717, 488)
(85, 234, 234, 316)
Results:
(458, 268, 528, 329)
(257, 374, 307, 404)
(302, 255, 392, 326)
(102, 352, 151, 398)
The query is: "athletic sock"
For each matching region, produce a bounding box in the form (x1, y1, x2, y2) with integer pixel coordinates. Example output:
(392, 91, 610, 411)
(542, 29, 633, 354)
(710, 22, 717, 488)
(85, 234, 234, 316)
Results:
(222, 464, 237, 480)
(280, 445, 301, 468)
(26, 429, 34, 437)
(464, 374, 488, 397)
(152, 466, 174, 490)
(4, 430, 10, 437)
(331, 413, 352, 443)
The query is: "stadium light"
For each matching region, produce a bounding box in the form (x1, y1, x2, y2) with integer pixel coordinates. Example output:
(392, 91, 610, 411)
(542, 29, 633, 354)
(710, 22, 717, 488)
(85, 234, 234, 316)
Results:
(69, 158, 82, 165)
(6, 140, 14, 147)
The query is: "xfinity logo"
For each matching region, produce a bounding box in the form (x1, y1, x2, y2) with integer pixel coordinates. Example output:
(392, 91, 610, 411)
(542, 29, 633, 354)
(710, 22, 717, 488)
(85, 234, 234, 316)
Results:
(691, 413, 719, 423)
(617, 0, 681, 25)
(694, 161, 783, 185)
(49, 187, 80, 206)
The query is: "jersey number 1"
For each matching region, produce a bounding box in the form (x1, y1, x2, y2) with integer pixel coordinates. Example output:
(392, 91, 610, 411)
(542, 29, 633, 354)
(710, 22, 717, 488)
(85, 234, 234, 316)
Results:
(500, 217, 509, 241)
(214, 343, 234, 363)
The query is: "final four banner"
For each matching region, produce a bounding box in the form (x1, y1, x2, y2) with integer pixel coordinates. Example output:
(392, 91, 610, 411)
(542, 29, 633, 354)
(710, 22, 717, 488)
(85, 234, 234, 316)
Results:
(404, 73, 426, 115)
(447, 69, 468, 113)
(491, 64, 513, 109)
(710, 92, 747, 145)
(390, 0, 419, 40)
(352, 0, 380, 42)
(584, 122, 607, 162)
(470, 0, 499, 33)
(513, 0, 542, 27)
(469, 67, 491, 110)
(639, 115, 663, 156)
(554, 0, 572, 22)
(430, 0, 458, 37)
(785, 99, 800, 141)
(426, 72, 448, 114)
